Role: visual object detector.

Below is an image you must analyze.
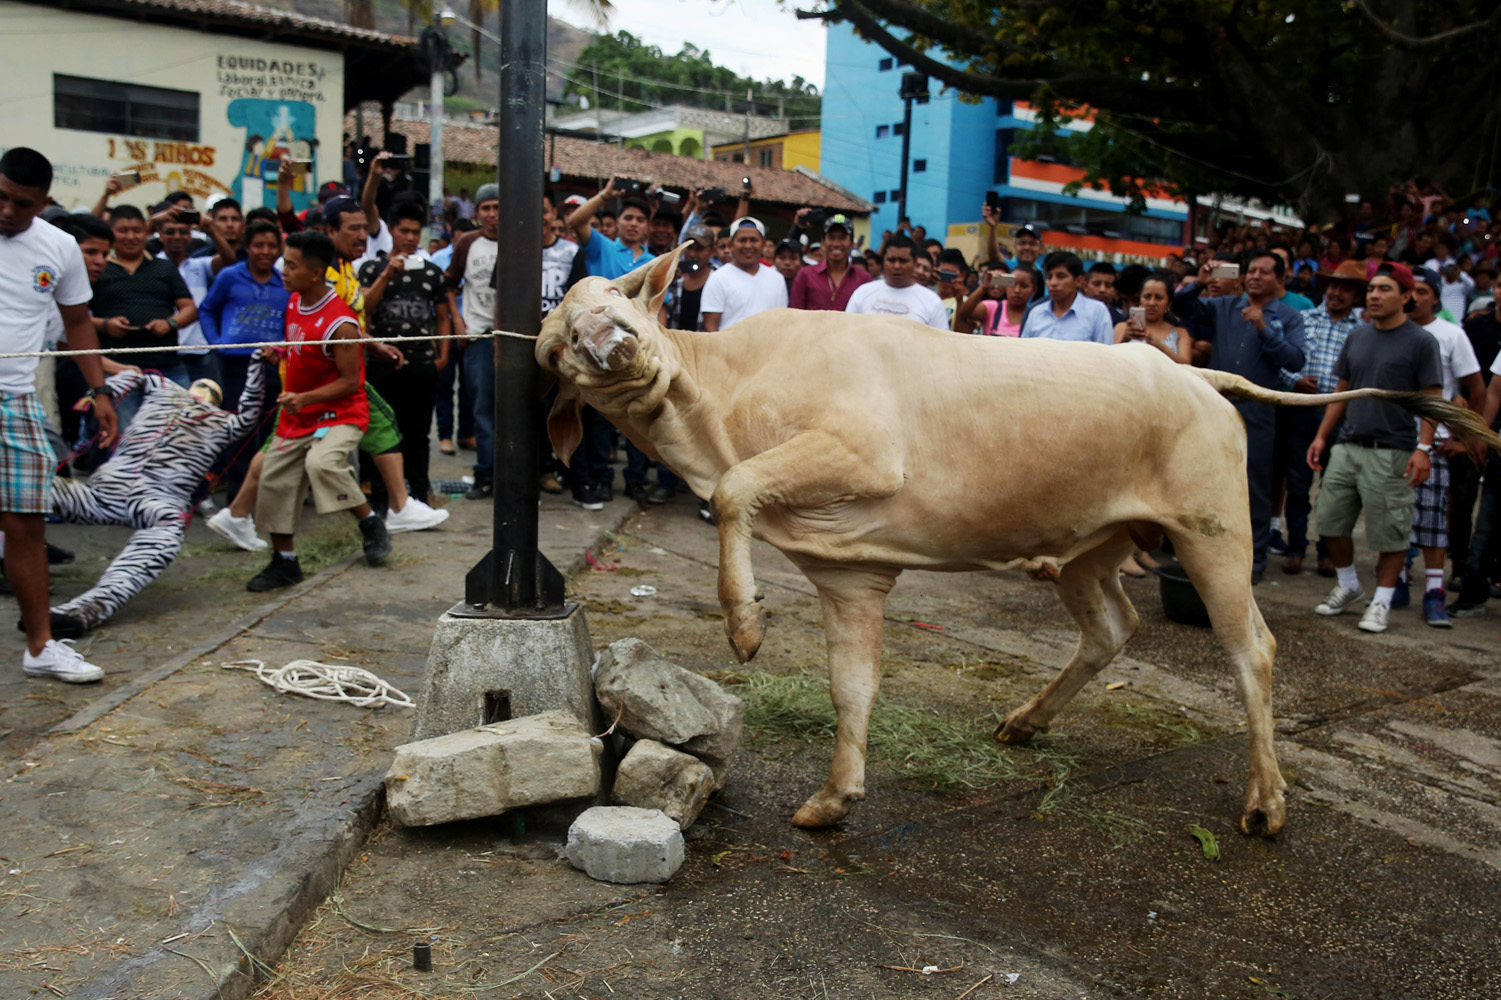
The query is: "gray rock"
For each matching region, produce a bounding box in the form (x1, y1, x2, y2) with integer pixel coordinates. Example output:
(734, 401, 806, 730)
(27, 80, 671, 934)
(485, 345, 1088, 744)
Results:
(594, 638, 744, 786)
(385, 710, 602, 827)
(565, 806, 684, 884)
(410, 607, 600, 742)
(612, 740, 715, 830)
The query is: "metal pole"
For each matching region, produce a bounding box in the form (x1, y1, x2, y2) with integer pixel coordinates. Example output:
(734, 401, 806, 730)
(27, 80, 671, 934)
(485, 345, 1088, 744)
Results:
(429, 45, 446, 239)
(898, 94, 913, 227)
(742, 88, 751, 165)
(461, 0, 565, 617)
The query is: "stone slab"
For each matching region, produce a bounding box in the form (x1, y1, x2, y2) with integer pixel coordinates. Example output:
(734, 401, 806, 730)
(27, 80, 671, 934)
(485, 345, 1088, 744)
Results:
(612, 739, 716, 829)
(564, 805, 685, 884)
(386, 710, 604, 827)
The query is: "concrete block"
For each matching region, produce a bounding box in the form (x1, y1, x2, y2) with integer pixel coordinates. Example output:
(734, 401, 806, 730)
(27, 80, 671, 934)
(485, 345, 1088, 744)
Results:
(564, 806, 684, 884)
(594, 638, 744, 786)
(612, 740, 715, 830)
(386, 710, 602, 827)
(410, 605, 599, 742)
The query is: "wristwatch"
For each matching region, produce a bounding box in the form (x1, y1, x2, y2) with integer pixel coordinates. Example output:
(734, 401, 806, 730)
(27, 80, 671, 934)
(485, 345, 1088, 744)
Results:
(1416, 443, 1433, 455)
(167, 316, 180, 332)
(83, 384, 113, 403)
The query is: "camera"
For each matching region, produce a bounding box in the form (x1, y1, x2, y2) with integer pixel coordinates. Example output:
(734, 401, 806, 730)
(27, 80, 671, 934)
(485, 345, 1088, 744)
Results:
(112, 170, 141, 186)
(615, 177, 649, 196)
(404, 254, 426, 272)
(1210, 263, 1241, 281)
(985, 189, 1001, 212)
(989, 272, 1015, 290)
(658, 190, 682, 206)
(283, 158, 313, 176)
(804, 209, 826, 231)
(176, 209, 201, 226)
(385, 154, 412, 169)
(1129, 306, 1147, 330)
(741, 176, 752, 190)
(697, 186, 728, 204)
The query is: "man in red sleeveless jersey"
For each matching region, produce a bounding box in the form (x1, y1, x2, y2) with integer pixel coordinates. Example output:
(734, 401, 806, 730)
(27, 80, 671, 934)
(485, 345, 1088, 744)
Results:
(247, 231, 391, 592)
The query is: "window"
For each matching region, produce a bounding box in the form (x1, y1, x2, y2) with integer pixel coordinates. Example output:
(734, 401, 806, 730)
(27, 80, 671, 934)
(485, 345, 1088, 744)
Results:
(875, 125, 890, 139)
(732, 153, 745, 163)
(759, 148, 773, 167)
(889, 190, 901, 201)
(893, 123, 905, 136)
(874, 191, 887, 204)
(54, 74, 199, 141)
(878, 57, 894, 71)
(913, 159, 927, 173)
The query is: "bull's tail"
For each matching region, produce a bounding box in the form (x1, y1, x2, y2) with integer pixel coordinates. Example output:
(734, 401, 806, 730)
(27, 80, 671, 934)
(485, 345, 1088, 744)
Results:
(1186, 367, 1501, 455)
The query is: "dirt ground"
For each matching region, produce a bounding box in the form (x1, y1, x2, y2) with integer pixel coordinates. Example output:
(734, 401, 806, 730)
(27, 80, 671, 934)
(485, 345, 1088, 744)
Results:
(249, 497, 1501, 1000)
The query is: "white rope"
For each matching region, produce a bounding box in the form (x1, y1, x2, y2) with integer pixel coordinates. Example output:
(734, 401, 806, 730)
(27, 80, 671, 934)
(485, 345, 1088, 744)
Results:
(221, 659, 415, 710)
(0, 329, 539, 360)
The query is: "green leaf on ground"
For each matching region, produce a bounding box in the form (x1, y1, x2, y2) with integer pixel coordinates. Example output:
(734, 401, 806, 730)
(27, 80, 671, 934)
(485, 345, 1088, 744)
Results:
(1187, 825, 1220, 862)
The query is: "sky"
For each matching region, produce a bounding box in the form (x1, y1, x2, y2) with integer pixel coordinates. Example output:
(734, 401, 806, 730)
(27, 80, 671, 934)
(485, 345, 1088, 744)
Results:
(546, 0, 829, 91)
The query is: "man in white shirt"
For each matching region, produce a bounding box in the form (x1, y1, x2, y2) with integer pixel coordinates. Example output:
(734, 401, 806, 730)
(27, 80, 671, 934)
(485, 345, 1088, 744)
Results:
(844, 234, 949, 329)
(443, 183, 501, 499)
(1408, 269, 1485, 626)
(701, 217, 788, 331)
(0, 148, 116, 683)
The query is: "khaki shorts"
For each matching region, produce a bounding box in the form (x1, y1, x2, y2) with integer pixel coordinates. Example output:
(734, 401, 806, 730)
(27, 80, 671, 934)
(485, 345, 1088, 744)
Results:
(255, 424, 365, 535)
(1313, 442, 1414, 553)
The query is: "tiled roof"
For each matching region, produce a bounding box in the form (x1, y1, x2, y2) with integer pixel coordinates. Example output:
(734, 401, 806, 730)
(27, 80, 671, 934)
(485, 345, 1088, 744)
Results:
(357, 113, 873, 214)
(43, 0, 414, 49)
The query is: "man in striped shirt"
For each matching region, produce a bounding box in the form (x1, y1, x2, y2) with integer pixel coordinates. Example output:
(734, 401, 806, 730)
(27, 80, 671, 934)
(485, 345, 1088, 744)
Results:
(1272, 260, 1366, 575)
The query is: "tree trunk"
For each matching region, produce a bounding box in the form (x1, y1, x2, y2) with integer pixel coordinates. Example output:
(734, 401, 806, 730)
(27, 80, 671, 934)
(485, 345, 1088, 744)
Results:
(345, 0, 374, 30)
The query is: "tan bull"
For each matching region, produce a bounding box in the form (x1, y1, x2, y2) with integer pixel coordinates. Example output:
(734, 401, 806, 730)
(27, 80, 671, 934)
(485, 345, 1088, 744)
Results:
(538, 246, 1501, 836)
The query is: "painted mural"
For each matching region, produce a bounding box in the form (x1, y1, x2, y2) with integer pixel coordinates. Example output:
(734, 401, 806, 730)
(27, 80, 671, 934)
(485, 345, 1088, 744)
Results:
(227, 98, 318, 211)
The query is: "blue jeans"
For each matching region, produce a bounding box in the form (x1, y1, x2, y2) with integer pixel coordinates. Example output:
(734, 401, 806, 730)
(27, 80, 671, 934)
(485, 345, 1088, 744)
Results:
(434, 351, 472, 441)
(1458, 451, 1501, 604)
(462, 340, 494, 484)
(624, 441, 681, 492)
(1275, 406, 1322, 560)
(567, 406, 614, 495)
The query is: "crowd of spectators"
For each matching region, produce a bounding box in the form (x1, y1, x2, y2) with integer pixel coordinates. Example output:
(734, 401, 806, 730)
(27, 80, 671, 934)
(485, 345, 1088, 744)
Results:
(3, 142, 1498, 682)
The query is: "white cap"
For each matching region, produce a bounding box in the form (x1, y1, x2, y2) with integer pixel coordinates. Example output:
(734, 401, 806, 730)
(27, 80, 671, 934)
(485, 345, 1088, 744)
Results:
(729, 216, 766, 238)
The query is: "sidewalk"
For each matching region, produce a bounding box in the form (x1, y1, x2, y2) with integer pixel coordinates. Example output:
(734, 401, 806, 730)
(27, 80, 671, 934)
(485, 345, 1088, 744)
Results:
(0, 445, 638, 998)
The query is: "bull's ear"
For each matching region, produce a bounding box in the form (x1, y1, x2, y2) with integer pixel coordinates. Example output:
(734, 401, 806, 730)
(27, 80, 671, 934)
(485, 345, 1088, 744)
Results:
(637, 243, 688, 320)
(546, 390, 583, 468)
(611, 255, 654, 298)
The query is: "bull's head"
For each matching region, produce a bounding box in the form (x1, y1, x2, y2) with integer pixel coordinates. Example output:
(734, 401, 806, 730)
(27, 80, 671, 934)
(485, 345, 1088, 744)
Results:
(537, 243, 686, 464)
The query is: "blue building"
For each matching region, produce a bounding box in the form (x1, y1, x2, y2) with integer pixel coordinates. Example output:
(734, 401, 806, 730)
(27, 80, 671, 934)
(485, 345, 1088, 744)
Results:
(820, 21, 1191, 252)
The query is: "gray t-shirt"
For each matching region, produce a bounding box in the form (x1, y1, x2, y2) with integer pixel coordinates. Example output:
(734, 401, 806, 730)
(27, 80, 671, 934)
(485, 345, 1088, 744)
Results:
(1333, 319, 1443, 451)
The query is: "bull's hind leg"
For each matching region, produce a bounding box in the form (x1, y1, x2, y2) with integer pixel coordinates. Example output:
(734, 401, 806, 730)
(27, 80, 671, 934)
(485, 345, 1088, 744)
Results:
(1167, 528, 1286, 836)
(997, 530, 1139, 744)
(791, 564, 898, 829)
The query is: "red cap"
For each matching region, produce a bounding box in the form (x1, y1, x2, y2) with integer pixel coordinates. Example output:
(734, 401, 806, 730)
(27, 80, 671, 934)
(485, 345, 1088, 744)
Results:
(1371, 261, 1415, 292)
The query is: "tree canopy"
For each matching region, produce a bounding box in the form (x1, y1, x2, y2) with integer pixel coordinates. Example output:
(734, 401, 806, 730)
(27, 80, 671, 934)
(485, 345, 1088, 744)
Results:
(828, 0, 1501, 219)
(562, 31, 821, 127)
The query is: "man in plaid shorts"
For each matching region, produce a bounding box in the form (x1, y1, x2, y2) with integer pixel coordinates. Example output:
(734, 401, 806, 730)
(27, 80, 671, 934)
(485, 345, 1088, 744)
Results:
(0, 148, 118, 682)
(1407, 269, 1484, 626)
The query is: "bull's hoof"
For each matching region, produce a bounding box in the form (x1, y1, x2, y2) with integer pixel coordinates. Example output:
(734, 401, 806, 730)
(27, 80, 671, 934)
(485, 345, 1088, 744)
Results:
(1239, 784, 1287, 837)
(994, 711, 1047, 745)
(725, 601, 766, 664)
(791, 790, 859, 829)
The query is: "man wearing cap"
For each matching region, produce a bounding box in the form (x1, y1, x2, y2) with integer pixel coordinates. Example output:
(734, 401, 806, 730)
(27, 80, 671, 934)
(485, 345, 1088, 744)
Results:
(772, 239, 804, 290)
(790, 213, 871, 311)
(666, 225, 715, 331)
(1274, 259, 1367, 576)
(1175, 250, 1306, 582)
(1405, 268, 1484, 625)
(444, 183, 503, 498)
(1307, 262, 1443, 634)
(701, 217, 788, 332)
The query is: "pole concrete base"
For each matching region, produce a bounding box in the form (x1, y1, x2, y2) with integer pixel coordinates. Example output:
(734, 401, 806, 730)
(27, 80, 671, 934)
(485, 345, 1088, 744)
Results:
(410, 603, 600, 743)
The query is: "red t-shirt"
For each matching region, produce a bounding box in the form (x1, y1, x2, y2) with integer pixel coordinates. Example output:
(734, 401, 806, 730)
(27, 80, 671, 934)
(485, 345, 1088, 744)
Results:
(278, 288, 368, 438)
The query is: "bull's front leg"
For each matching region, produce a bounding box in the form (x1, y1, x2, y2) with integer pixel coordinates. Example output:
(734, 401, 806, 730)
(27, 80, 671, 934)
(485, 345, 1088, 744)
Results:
(791, 565, 898, 828)
(709, 431, 904, 663)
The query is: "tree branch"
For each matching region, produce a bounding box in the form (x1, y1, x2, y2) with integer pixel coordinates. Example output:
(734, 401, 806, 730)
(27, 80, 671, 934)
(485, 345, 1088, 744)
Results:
(1352, 0, 1501, 49)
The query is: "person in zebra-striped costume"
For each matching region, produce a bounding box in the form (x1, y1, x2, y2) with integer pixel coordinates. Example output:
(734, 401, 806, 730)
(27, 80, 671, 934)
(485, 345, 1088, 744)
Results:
(43, 354, 270, 635)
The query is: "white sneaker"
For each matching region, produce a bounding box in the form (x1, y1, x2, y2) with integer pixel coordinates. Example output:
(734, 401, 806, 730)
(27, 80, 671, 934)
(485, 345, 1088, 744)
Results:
(23, 639, 104, 683)
(385, 496, 450, 533)
(1315, 585, 1365, 616)
(207, 508, 268, 551)
(1358, 601, 1390, 633)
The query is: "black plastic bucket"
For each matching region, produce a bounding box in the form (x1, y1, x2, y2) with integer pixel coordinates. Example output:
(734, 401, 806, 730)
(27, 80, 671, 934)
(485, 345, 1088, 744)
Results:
(1150, 563, 1212, 628)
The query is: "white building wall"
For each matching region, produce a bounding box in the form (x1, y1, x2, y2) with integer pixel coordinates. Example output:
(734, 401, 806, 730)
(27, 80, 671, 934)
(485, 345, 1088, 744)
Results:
(0, 1, 345, 212)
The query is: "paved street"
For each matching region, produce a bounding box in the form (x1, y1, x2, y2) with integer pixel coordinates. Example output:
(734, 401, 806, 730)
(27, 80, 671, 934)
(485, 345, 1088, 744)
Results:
(2, 461, 1499, 998)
